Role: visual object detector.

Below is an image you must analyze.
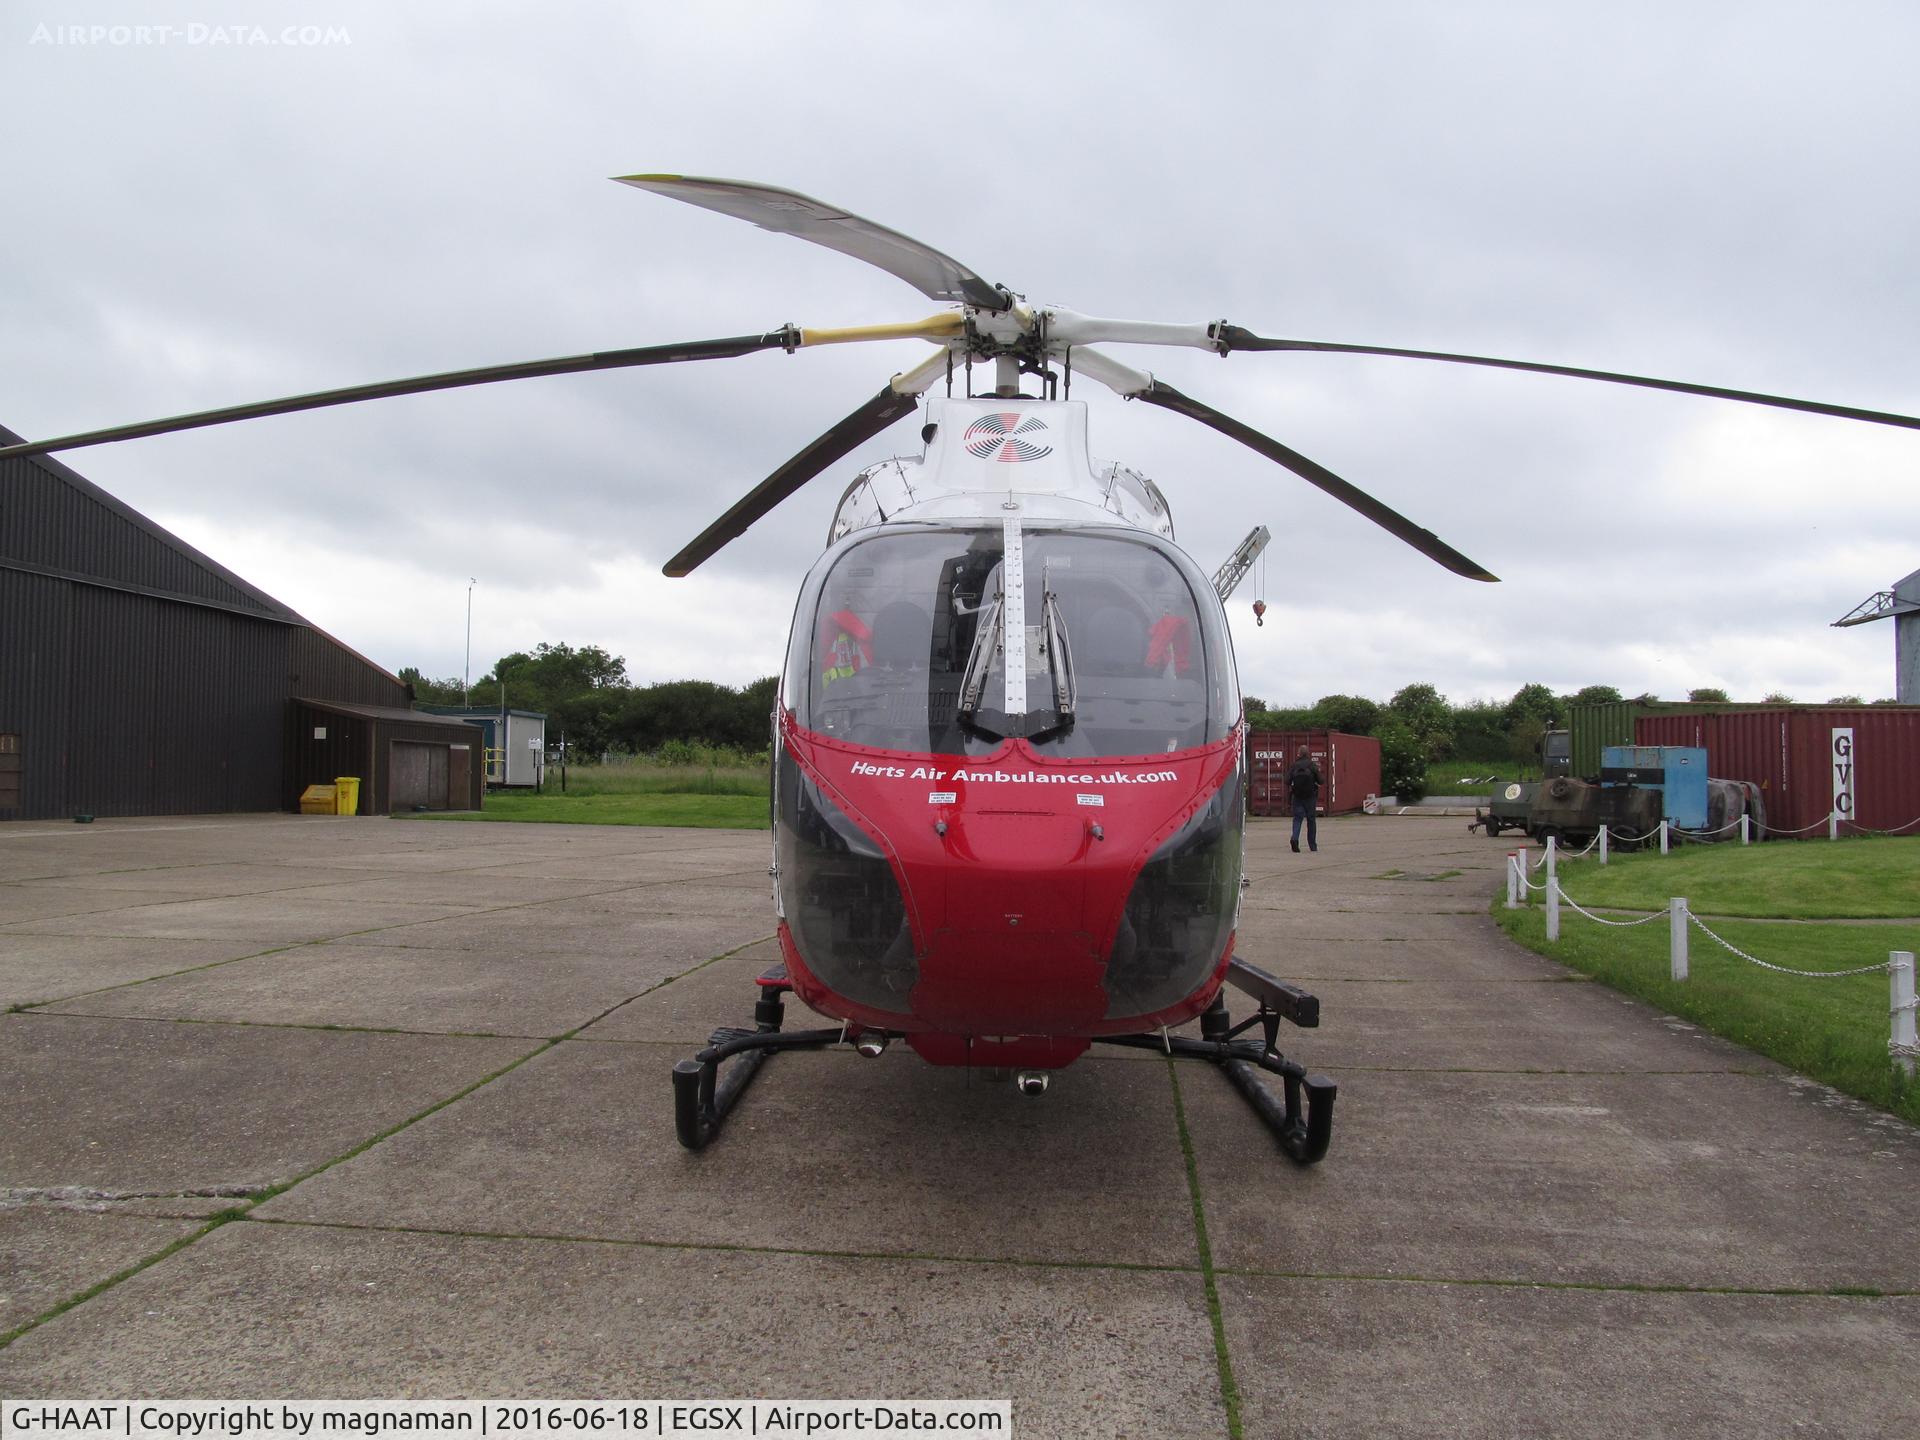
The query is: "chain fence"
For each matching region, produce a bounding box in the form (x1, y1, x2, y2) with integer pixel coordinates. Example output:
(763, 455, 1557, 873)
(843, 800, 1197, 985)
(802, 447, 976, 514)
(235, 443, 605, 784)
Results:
(1518, 863, 1918, 1072)
(1841, 813, 1920, 838)
(1605, 824, 1665, 843)
(1558, 890, 1666, 927)
(1683, 910, 1900, 978)
(1511, 807, 1920, 851)
(1671, 818, 1745, 845)
(1765, 815, 1835, 836)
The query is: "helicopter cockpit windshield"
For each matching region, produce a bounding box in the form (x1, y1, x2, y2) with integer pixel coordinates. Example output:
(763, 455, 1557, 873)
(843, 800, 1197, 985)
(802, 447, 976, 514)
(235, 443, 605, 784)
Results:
(788, 525, 1236, 758)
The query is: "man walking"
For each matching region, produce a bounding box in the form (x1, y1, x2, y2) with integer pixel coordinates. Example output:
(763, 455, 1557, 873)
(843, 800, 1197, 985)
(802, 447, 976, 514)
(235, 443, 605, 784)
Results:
(1288, 745, 1321, 853)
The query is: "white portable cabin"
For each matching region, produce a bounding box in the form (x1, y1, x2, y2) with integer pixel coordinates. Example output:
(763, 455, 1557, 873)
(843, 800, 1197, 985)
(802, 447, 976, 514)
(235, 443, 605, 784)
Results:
(414, 706, 548, 787)
(495, 710, 547, 787)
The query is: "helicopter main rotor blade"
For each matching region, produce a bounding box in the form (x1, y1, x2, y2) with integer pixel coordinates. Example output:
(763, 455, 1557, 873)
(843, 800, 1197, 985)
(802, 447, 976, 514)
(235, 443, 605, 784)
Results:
(618, 174, 1011, 313)
(1140, 382, 1498, 581)
(1067, 347, 1495, 581)
(1214, 328, 1920, 432)
(663, 349, 950, 578)
(0, 332, 801, 462)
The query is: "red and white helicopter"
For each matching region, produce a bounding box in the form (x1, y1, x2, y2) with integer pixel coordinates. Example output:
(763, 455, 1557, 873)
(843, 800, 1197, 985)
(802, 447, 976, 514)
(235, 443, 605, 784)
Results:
(7, 176, 1915, 1159)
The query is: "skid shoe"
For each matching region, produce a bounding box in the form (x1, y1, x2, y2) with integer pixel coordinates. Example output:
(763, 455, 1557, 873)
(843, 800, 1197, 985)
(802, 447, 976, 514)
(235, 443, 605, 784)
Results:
(1092, 957, 1337, 1164)
(671, 965, 893, 1151)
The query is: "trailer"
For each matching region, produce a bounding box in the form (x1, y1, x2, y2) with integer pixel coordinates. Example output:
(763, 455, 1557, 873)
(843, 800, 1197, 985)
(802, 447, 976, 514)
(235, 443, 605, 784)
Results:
(1525, 773, 1664, 846)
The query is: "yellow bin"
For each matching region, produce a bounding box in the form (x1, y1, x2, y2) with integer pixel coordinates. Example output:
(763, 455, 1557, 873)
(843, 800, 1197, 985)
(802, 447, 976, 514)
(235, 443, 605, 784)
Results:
(334, 776, 361, 816)
(298, 784, 337, 815)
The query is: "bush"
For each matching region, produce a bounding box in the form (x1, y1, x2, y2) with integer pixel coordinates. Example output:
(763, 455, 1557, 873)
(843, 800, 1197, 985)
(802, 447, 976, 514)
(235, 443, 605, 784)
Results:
(1450, 698, 1510, 763)
(1307, 694, 1376, 735)
(1377, 718, 1426, 800)
(1247, 705, 1317, 731)
(645, 739, 766, 769)
(1388, 683, 1453, 763)
(656, 738, 701, 766)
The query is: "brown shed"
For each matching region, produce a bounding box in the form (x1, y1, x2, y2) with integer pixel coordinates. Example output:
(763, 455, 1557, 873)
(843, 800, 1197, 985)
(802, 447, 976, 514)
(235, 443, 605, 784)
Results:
(289, 699, 483, 815)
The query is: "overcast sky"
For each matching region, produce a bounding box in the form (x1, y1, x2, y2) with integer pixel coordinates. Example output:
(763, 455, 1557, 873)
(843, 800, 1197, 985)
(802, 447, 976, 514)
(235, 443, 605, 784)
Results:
(4, 2, 1916, 709)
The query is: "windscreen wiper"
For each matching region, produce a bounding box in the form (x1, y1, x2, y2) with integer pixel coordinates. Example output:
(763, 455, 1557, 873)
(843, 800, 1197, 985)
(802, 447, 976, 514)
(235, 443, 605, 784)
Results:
(1043, 589, 1075, 718)
(956, 594, 1005, 737)
(1028, 587, 1076, 742)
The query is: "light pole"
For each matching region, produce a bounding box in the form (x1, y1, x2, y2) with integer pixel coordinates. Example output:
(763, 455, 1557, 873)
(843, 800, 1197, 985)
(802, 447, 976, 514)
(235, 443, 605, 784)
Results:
(464, 578, 476, 706)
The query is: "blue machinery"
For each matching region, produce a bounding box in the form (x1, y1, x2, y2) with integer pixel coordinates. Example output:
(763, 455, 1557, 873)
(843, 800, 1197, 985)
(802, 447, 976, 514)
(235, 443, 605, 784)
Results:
(1600, 745, 1708, 828)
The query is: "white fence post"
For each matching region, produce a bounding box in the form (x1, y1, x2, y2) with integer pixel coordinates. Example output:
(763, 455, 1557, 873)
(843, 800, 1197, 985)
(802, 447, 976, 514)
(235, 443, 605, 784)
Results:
(1829, 807, 1839, 841)
(1544, 835, 1557, 936)
(1892, 951, 1916, 1080)
(1669, 897, 1689, 980)
(1740, 813, 1750, 845)
(1659, 820, 1669, 856)
(1505, 852, 1520, 909)
(1599, 825, 1610, 866)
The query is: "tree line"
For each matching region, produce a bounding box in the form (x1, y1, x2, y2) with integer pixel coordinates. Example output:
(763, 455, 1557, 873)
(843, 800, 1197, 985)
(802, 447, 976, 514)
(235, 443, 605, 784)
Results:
(1243, 683, 1573, 798)
(401, 644, 776, 760)
(1245, 683, 1895, 797)
(401, 644, 1891, 782)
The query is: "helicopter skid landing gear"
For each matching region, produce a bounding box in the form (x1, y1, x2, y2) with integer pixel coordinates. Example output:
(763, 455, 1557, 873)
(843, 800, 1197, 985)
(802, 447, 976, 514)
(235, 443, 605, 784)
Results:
(671, 966, 881, 1152)
(673, 960, 1334, 1161)
(1092, 958, 1337, 1164)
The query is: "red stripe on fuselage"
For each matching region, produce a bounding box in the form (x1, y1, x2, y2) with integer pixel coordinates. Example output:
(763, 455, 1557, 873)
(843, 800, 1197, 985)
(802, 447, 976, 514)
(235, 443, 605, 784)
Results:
(779, 712, 1242, 1047)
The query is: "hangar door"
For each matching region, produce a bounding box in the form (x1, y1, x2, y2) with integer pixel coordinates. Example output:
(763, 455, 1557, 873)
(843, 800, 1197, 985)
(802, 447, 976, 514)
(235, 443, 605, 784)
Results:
(389, 740, 450, 811)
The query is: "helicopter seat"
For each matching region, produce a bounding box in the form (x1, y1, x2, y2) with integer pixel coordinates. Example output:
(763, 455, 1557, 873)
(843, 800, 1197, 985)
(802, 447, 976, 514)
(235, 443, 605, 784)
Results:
(1082, 606, 1150, 680)
(869, 599, 930, 671)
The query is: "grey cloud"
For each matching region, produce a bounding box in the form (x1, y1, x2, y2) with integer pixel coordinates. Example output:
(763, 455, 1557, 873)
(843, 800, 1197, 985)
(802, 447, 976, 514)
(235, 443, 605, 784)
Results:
(4, 0, 1915, 704)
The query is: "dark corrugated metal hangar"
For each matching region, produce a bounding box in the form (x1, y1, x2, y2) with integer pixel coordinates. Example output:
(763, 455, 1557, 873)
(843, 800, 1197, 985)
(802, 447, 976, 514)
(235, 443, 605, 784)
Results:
(0, 421, 480, 820)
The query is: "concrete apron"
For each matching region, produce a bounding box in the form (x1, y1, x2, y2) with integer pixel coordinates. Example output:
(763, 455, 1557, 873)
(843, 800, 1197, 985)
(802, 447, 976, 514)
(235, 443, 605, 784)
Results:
(0, 812, 1913, 1437)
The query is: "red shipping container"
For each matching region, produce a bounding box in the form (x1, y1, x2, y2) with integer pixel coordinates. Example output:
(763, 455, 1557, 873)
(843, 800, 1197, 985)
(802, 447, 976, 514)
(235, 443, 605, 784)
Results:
(1246, 729, 1382, 817)
(1633, 706, 1920, 836)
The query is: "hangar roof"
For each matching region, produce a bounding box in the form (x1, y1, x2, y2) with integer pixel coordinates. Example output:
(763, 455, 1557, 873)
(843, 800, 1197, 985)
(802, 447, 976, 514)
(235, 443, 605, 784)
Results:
(297, 698, 478, 729)
(1, 419, 406, 689)
(0, 419, 305, 624)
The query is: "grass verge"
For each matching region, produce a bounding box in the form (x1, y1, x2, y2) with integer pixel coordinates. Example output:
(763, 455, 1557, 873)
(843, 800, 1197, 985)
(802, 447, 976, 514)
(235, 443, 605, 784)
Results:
(1495, 904, 1917, 1125)
(1554, 835, 1920, 919)
(560, 761, 768, 798)
(411, 791, 767, 829)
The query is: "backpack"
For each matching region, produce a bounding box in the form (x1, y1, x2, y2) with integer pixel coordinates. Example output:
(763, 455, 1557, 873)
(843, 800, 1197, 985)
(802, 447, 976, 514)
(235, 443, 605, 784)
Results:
(1287, 759, 1318, 799)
